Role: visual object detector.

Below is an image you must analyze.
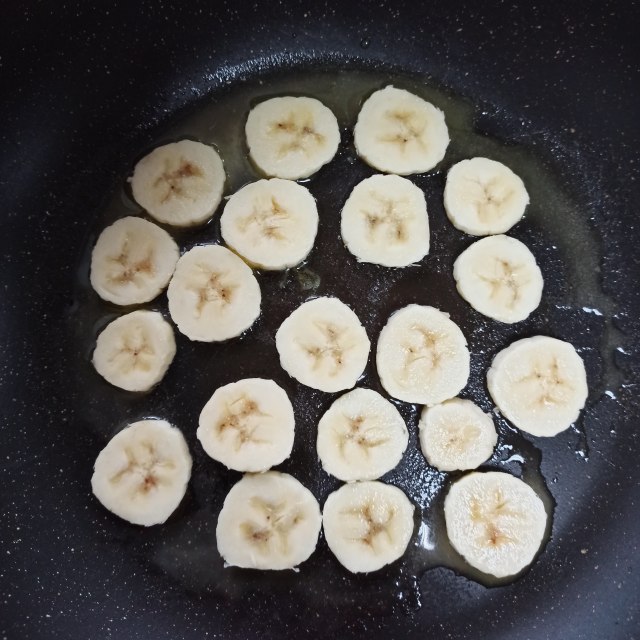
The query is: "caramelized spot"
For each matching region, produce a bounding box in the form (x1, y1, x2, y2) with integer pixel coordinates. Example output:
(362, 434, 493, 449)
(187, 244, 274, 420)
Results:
(515, 357, 572, 408)
(336, 414, 389, 460)
(344, 502, 395, 550)
(107, 235, 156, 286)
(155, 159, 204, 203)
(269, 111, 325, 157)
(216, 396, 269, 451)
(378, 110, 426, 151)
(237, 196, 290, 241)
(478, 258, 529, 309)
(362, 192, 409, 245)
(241, 497, 305, 556)
(300, 322, 354, 377)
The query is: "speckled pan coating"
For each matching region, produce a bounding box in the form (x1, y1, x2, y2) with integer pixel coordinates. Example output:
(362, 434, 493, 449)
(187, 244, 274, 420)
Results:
(1, 2, 639, 640)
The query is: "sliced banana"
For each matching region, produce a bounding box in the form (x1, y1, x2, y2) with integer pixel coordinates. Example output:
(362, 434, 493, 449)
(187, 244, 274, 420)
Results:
(275, 297, 370, 393)
(245, 96, 340, 180)
(90, 216, 179, 306)
(167, 245, 261, 342)
(220, 178, 319, 270)
(444, 157, 529, 236)
(216, 471, 322, 570)
(354, 85, 449, 175)
(316, 388, 409, 482)
(454, 235, 543, 323)
(376, 304, 470, 406)
(197, 378, 295, 472)
(340, 174, 430, 267)
(92, 310, 176, 392)
(91, 419, 192, 526)
(322, 481, 414, 573)
(444, 471, 548, 578)
(130, 139, 225, 227)
(487, 336, 588, 437)
(419, 398, 497, 472)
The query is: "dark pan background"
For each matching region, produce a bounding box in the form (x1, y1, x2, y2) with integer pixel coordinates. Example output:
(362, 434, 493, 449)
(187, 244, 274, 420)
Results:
(1, 1, 639, 639)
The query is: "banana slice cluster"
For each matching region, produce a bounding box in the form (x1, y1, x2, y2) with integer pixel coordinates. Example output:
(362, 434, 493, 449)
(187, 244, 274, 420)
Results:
(86, 84, 591, 584)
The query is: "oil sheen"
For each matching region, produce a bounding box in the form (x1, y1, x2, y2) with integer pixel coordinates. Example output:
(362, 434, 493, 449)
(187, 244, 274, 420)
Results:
(71, 66, 614, 611)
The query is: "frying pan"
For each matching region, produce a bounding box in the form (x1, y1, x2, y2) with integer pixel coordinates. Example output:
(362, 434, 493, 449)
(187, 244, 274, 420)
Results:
(1, 1, 639, 638)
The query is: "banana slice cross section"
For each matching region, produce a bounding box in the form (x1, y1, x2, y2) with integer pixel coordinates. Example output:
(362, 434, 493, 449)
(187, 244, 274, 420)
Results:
(419, 398, 497, 472)
(167, 245, 261, 342)
(90, 216, 179, 306)
(322, 481, 415, 573)
(216, 471, 322, 570)
(444, 471, 548, 578)
(245, 96, 340, 180)
(275, 297, 371, 393)
(487, 336, 588, 437)
(454, 235, 544, 323)
(316, 388, 409, 481)
(221, 178, 319, 270)
(376, 304, 470, 406)
(92, 310, 176, 392)
(91, 419, 192, 526)
(354, 86, 449, 175)
(130, 139, 226, 227)
(340, 174, 430, 267)
(444, 158, 529, 236)
(197, 378, 295, 472)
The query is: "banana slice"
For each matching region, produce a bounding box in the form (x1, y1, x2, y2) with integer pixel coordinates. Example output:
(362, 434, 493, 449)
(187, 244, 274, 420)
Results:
(91, 419, 192, 526)
(376, 304, 470, 406)
(130, 139, 225, 227)
(245, 96, 340, 180)
(340, 174, 430, 267)
(90, 216, 179, 306)
(275, 297, 370, 393)
(220, 178, 319, 270)
(322, 481, 414, 573)
(444, 471, 548, 578)
(444, 158, 529, 236)
(167, 245, 261, 342)
(216, 471, 322, 570)
(92, 310, 176, 392)
(354, 85, 449, 175)
(418, 398, 497, 472)
(197, 378, 295, 472)
(316, 388, 409, 482)
(453, 235, 543, 323)
(487, 336, 588, 437)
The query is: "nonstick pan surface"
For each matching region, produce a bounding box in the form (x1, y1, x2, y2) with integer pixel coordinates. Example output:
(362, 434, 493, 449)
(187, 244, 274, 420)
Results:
(1, 2, 639, 639)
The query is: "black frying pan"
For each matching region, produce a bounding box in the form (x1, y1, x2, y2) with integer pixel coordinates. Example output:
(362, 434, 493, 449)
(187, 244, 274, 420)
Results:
(1, 2, 639, 639)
